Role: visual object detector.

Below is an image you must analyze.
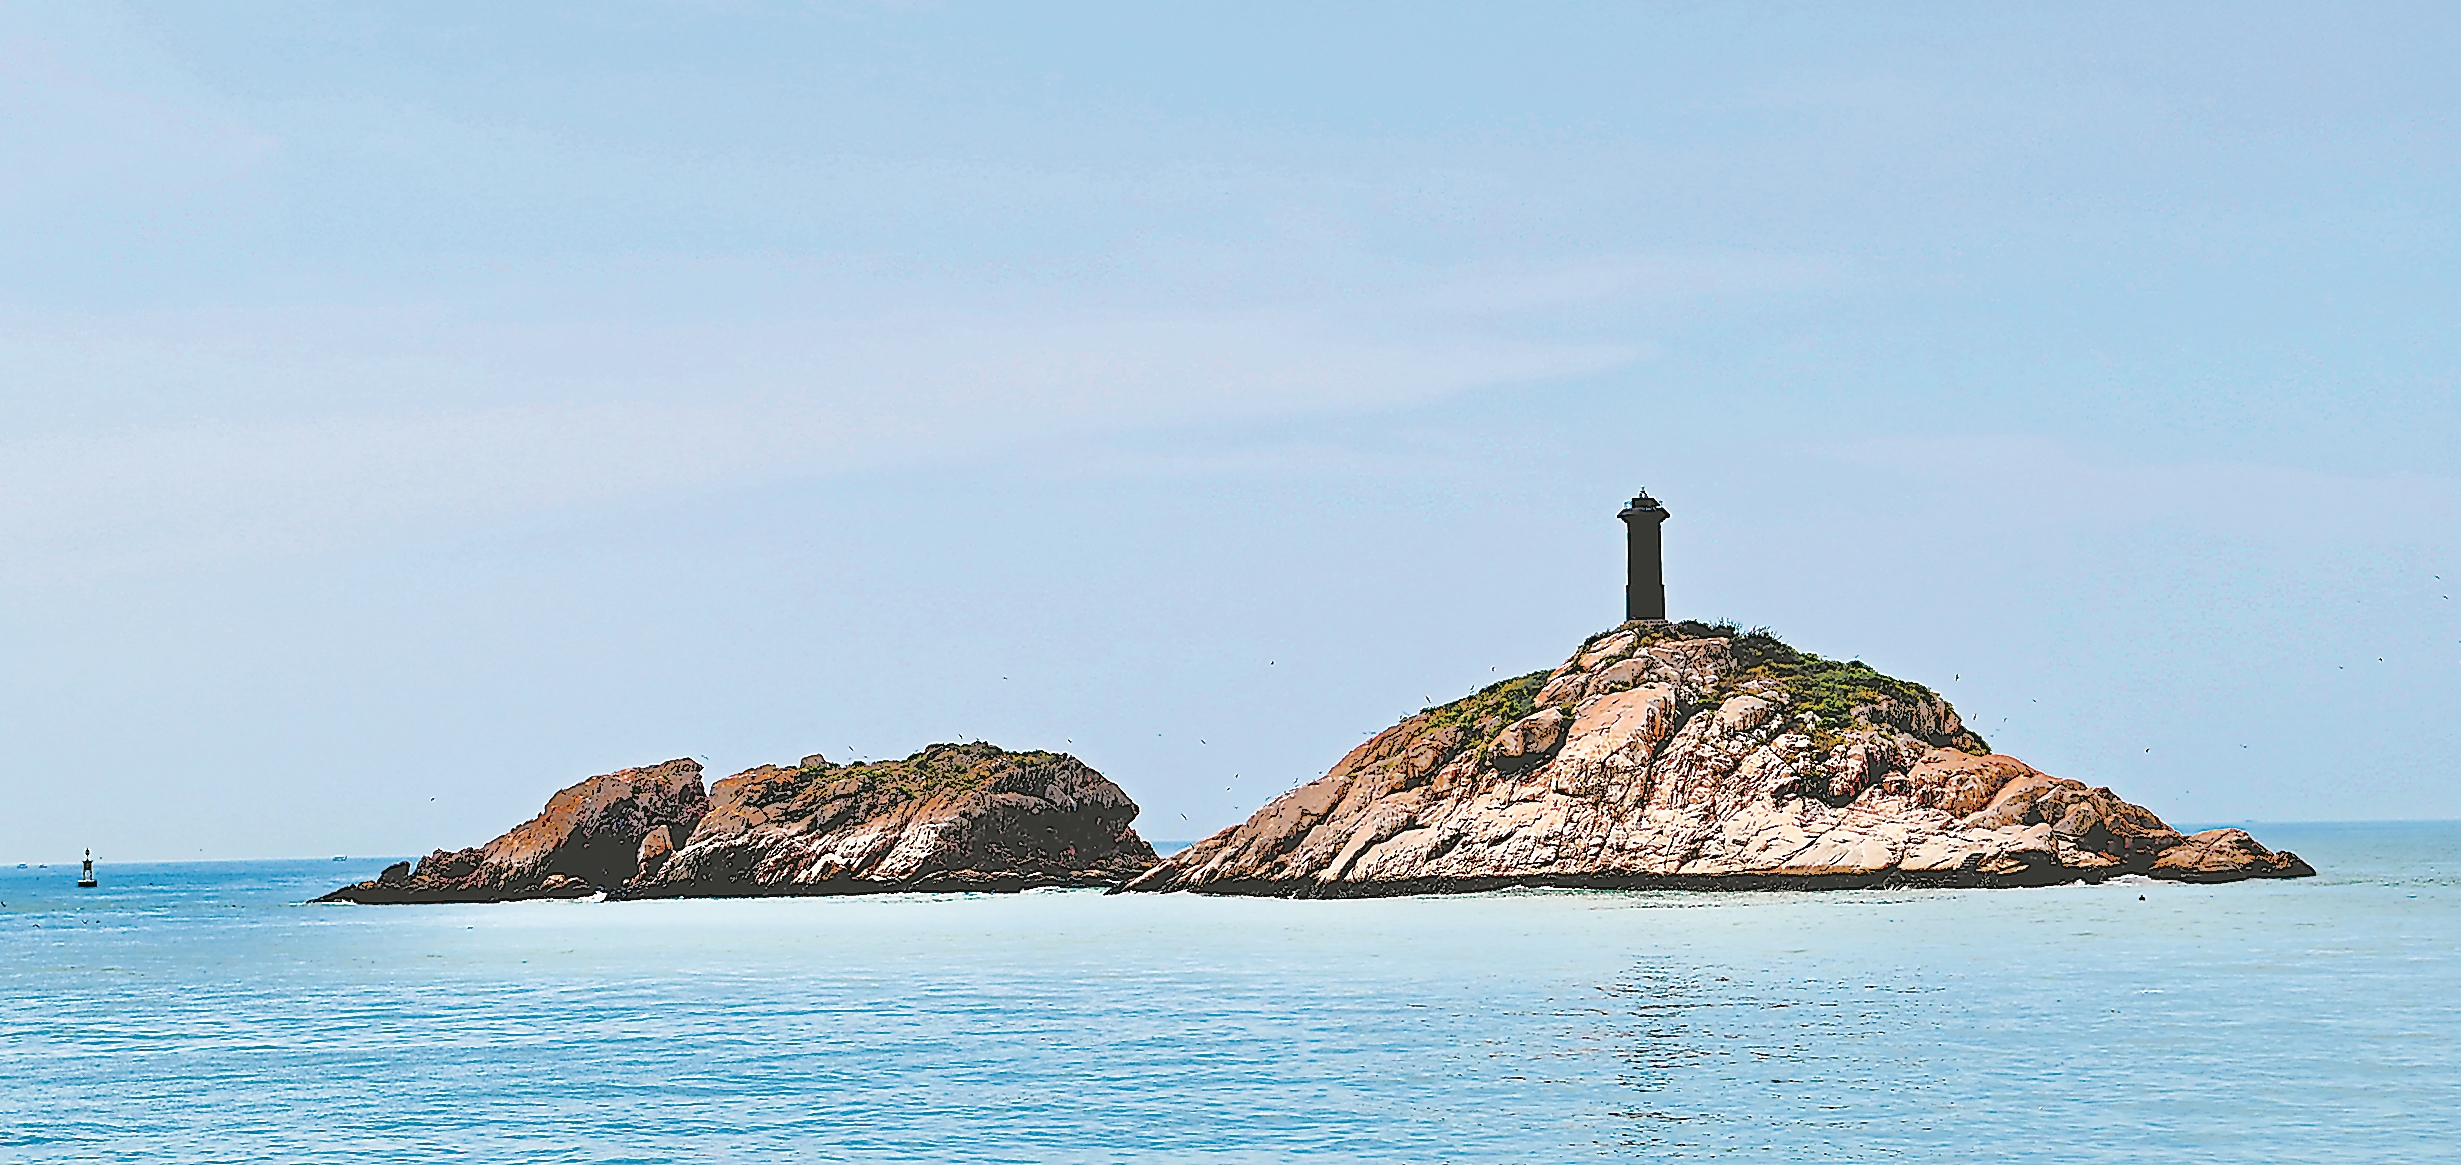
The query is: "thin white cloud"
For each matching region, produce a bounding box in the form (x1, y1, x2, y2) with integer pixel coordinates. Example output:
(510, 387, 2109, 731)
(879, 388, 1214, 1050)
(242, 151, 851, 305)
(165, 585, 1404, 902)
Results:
(0, 305, 1636, 580)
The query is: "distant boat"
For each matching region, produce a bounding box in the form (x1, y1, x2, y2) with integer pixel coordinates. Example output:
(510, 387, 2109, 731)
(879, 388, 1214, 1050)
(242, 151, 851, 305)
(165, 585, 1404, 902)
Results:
(77, 850, 97, 889)
(332, 856, 346, 861)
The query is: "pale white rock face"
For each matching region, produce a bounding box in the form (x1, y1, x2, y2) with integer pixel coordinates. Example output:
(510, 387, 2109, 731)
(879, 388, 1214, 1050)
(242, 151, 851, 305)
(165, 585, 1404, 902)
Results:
(1577, 631, 1639, 671)
(1488, 707, 1567, 771)
(1534, 669, 1588, 708)
(1583, 656, 1655, 696)
(1124, 627, 2313, 896)
(1556, 684, 1679, 770)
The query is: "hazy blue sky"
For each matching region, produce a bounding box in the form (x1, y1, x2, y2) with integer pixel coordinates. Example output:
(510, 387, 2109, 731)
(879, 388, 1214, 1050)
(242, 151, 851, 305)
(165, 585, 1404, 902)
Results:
(5, 2, 2456, 861)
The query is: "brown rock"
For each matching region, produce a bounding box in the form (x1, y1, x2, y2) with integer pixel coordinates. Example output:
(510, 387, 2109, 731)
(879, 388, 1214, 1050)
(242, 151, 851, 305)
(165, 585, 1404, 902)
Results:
(1119, 622, 2312, 897)
(2152, 828, 2316, 882)
(317, 759, 708, 903)
(635, 825, 679, 881)
(632, 742, 1157, 896)
(535, 873, 596, 897)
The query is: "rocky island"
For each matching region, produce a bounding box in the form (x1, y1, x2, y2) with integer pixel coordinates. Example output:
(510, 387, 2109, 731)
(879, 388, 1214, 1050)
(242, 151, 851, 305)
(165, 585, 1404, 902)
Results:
(1120, 621, 2312, 897)
(321, 743, 1157, 903)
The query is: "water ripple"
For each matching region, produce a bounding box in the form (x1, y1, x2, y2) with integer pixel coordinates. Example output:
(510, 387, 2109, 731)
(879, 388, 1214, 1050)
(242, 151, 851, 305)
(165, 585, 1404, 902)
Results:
(2, 824, 2454, 1162)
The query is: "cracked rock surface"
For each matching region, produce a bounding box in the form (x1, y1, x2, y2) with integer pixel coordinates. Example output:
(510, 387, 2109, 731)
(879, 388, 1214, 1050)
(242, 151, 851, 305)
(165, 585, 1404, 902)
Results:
(632, 742, 1156, 896)
(1120, 623, 2312, 897)
(323, 744, 1156, 903)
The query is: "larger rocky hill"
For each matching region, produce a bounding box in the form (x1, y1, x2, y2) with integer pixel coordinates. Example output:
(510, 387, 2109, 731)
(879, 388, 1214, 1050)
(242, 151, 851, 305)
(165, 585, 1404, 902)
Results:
(1120, 621, 2311, 896)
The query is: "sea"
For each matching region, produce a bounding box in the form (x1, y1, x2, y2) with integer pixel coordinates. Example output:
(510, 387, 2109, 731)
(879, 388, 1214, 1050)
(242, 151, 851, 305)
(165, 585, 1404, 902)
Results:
(3, 823, 2454, 1163)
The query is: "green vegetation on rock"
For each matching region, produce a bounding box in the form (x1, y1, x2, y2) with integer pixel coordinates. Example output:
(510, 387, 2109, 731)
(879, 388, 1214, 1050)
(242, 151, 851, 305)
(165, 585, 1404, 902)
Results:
(1420, 669, 1550, 734)
(825, 742, 1067, 803)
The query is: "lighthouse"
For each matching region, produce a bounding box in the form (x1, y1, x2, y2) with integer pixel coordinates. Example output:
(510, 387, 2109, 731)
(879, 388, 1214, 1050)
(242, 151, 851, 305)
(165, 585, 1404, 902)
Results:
(1617, 490, 1669, 623)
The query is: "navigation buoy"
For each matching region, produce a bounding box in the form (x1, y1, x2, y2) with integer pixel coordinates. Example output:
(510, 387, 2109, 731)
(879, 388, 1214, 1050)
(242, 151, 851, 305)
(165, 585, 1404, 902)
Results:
(77, 850, 97, 888)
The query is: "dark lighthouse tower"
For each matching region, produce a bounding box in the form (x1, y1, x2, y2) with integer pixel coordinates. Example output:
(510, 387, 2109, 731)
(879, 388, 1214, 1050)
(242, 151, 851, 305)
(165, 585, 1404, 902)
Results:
(1617, 490, 1670, 623)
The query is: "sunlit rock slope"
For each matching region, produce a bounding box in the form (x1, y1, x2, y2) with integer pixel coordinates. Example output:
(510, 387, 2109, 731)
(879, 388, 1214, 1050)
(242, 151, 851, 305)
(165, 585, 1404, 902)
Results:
(1120, 622, 2312, 897)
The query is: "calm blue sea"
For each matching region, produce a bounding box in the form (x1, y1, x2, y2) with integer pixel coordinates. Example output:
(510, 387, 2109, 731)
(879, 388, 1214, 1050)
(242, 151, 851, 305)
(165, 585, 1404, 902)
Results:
(3, 823, 2454, 1163)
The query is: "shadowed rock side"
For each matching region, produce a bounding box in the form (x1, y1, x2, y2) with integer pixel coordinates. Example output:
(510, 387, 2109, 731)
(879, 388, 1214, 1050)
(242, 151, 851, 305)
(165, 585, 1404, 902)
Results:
(1120, 622, 2313, 897)
(320, 759, 709, 903)
(322, 744, 1158, 903)
(631, 743, 1157, 896)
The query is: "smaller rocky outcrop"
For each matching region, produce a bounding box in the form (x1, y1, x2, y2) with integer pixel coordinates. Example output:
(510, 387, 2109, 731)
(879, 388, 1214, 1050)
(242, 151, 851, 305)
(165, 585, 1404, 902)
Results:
(629, 743, 1157, 896)
(319, 743, 1159, 903)
(319, 759, 708, 904)
(2153, 828, 2316, 881)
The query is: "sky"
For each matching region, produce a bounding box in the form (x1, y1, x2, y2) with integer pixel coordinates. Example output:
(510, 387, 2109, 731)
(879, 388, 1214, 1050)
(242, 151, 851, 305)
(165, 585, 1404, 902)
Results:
(3, 1, 2456, 862)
